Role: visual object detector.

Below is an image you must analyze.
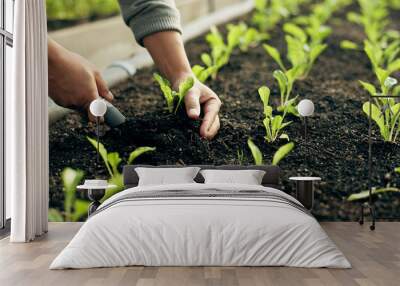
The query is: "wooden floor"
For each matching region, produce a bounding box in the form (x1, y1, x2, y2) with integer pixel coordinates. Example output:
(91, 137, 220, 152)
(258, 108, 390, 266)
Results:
(0, 222, 399, 286)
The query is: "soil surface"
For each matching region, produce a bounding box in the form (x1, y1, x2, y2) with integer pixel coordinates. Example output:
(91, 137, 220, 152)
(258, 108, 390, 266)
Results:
(49, 4, 400, 221)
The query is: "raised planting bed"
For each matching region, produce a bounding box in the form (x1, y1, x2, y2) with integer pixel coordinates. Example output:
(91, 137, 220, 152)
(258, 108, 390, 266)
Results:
(49, 4, 400, 221)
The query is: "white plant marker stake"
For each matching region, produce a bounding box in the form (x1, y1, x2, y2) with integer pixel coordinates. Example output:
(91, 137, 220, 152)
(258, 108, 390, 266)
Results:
(297, 99, 315, 175)
(89, 99, 107, 178)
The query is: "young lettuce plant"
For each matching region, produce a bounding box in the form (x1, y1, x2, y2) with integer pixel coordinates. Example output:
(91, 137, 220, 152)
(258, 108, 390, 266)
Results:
(272, 68, 302, 115)
(259, 86, 292, 142)
(247, 138, 295, 166)
(264, 22, 328, 80)
(201, 23, 267, 79)
(236, 24, 269, 52)
(347, 0, 388, 45)
(361, 76, 400, 142)
(48, 168, 89, 222)
(201, 26, 231, 79)
(153, 73, 194, 114)
(363, 40, 400, 76)
(349, 0, 400, 143)
(252, 0, 310, 32)
(87, 137, 155, 200)
(263, 0, 350, 80)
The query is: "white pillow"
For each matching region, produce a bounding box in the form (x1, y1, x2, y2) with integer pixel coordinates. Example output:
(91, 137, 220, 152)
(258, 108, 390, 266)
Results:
(135, 167, 201, 186)
(200, 169, 266, 185)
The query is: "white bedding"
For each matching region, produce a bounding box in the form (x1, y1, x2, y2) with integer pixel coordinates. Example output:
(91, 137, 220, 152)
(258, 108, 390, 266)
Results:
(50, 183, 351, 269)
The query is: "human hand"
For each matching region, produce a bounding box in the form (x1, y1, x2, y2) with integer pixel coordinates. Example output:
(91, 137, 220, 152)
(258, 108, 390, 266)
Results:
(48, 39, 113, 120)
(173, 76, 221, 140)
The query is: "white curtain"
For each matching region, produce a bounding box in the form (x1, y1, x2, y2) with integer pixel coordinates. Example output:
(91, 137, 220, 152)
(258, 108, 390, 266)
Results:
(7, 0, 48, 242)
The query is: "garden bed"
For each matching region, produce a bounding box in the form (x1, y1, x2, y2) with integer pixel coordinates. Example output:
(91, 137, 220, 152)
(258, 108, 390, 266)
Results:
(49, 5, 400, 221)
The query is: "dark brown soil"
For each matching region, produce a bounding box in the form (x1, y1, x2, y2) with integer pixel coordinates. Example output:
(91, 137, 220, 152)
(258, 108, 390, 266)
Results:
(49, 5, 400, 221)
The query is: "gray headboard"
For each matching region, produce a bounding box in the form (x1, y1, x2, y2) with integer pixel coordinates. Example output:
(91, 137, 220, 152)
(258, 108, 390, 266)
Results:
(123, 165, 282, 189)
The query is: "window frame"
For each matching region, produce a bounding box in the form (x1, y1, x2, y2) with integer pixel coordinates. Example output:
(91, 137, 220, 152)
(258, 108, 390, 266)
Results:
(0, 0, 13, 233)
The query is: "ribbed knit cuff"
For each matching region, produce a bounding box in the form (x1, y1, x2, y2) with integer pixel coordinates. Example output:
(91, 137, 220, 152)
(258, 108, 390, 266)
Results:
(129, 13, 182, 46)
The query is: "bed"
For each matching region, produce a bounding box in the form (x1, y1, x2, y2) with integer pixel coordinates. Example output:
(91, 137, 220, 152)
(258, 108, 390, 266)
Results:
(50, 165, 350, 269)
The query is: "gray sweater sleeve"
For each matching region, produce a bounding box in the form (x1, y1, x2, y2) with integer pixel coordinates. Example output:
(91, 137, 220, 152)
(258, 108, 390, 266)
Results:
(118, 0, 182, 45)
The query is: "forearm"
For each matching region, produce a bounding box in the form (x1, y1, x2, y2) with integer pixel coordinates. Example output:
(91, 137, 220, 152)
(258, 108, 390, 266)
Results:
(118, 0, 181, 45)
(143, 31, 192, 85)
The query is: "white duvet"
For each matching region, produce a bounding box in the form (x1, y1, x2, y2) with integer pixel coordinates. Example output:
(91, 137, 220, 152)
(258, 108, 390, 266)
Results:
(50, 183, 351, 269)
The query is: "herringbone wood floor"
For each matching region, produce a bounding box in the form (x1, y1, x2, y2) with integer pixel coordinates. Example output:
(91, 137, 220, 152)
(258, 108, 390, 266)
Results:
(0, 222, 399, 286)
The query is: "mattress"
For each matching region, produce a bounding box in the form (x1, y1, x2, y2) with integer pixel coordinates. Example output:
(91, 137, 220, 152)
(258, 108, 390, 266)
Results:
(50, 183, 351, 269)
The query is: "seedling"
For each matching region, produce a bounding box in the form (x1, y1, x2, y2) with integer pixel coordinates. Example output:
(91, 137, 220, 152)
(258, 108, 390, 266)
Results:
(237, 25, 269, 52)
(272, 69, 302, 114)
(201, 23, 267, 79)
(348, 0, 400, 143)
(264, 22, 328, 80)
(361, 77, 400, 143)
(247, 138, 295, 166)
(259, 86, 292, 142)
(153, 73, 194, 114)
(48, 168, 89, 222)
(252, 0, 309, 32)
(347, 0, 388, 45)
(87, 137, 155, 200)
(364, 40, 400, 76)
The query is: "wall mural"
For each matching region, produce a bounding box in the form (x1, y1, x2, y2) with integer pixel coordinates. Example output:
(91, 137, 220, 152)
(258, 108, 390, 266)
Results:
(48, 0, 400, 222)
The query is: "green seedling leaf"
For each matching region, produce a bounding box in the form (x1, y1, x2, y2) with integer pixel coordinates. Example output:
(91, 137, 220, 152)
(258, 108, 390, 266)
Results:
(61, 167, 84, 193)
(309, 44, 327, 64)
(103, 173, 124, 202)
(359, 80, 377, 96)
(192, 65, 217, 83)
(285, 35, 306, 67)
(201, 53, 213, 67)
(273, 70, 288, 102)
(107, 152, 122, 176)
(363, 102, 389, 140)
(192, 65, 204, 78)
(153, 73, 175, 113)
(284, 23, 307, 43)
(340, 40, 359, 50)
(128, 147, 156, 164)
(272, 115, 284, 132)
(388, 59, 400, 74)
(227, 23, 246, 50)
(61, 167, 84, 222)
(206, 26, 224, 48)
(263, 44, 286, 71)
(347, 12, 362, 24)
(176, 76, 194, 113)
(254, 0, 267, 11)
(279, 134, 290, 141)
(258, 86, 272, 116)
(375, 68, 390, 89)
(87, 136, 112, 176)
(272, 142, 294, 166)
(247, 138, 263, 166)
(241, 28, 269, 51)
(347, 187, 400, 201)
(364, 40, 381, 69)
(393, 86, 400, 96)
(71, 199, 90, 222)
